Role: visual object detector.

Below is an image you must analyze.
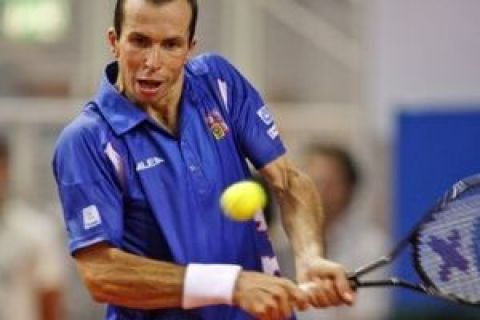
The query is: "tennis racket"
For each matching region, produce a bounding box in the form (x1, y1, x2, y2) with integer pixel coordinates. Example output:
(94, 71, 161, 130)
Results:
(348, 174, 480, 306)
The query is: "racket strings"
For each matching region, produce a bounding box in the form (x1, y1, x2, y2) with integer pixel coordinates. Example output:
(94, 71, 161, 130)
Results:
(416, 192, 480, 304)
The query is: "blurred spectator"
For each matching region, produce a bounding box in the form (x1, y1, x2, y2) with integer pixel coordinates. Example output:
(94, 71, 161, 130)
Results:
(0, 135, 65, 320)
(271, 142, 389, 320)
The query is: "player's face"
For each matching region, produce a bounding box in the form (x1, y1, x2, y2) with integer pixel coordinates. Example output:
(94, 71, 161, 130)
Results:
(306, 154, 352, 221)
(108, 0, 196, 107)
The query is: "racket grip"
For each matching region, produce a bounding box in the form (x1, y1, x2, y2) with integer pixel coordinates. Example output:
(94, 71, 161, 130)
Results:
(299, 278, 360, 291)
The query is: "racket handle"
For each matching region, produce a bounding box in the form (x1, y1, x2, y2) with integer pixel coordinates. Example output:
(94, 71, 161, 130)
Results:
(349, 255, 391, 278)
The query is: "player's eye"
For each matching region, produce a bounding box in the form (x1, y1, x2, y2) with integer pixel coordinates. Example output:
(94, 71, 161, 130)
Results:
(163, 39, 182, 50)
(130, 35, 150, 48)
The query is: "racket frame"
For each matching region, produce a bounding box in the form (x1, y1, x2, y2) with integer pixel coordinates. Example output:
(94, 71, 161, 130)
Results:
(347, 174, 480, 306)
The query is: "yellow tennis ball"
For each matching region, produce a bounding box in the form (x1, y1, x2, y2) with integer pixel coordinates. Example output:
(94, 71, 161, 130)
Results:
(220, 181, 267, 221)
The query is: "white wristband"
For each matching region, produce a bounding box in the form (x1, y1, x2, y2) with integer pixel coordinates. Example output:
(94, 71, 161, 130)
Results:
(182, 263, 242, 309)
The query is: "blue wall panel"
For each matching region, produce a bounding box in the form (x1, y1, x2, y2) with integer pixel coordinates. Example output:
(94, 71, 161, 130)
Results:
(393, 108, 480, 316)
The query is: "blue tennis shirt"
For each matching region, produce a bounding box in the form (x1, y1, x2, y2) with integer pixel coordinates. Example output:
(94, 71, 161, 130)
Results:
(53, 54, 287, 319)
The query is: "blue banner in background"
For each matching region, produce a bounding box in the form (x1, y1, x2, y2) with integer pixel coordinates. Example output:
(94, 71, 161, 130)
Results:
(393, 108, 480, 317)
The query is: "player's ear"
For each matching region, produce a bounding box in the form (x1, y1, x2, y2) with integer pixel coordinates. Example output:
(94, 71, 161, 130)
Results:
(107, 27, 119, 58)
(187, 38, 197, 60)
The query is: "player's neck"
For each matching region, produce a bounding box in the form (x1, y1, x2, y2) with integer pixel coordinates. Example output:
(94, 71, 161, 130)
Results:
(147, 105, 179, 136)
(146, 79, 183, 136)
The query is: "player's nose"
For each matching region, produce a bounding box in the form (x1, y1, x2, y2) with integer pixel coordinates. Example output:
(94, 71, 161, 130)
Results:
(145, 45, 164, 71)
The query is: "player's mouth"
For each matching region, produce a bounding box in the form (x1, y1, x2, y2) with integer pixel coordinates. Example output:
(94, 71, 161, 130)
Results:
(137, 79, 163, 96)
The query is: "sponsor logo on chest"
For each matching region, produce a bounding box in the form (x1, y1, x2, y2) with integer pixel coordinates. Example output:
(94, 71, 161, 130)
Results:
(136, 157, 165, 172)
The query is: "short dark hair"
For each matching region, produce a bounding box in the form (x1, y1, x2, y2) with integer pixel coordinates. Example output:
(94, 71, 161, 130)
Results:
(114, 0, 198, 42)
(305, 143, 360, 188)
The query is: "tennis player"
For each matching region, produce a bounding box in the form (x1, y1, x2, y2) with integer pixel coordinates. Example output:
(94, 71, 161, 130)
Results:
(52, 0, 355, 319)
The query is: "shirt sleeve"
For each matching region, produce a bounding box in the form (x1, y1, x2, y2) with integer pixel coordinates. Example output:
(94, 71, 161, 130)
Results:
(207, 54, 286, 169)
(52, 119, 124, 254)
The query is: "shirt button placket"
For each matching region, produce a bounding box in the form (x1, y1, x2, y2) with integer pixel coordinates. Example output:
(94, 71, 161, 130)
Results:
(181, 140, 207, 196)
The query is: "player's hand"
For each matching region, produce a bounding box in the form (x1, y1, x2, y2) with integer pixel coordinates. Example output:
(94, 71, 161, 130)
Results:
(232, 270, 309, 319)
(296, 257, 355, 308)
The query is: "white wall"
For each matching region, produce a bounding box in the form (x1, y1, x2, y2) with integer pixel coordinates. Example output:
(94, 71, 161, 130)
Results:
(367, 0, 480, 139)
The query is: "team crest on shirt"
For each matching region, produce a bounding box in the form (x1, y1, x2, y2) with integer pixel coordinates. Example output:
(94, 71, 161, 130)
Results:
(205, 110, 229, 140)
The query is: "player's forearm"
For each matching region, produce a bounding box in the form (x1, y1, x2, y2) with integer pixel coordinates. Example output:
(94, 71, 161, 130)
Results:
(76, 244, 185, 309)
(275, 165, 326, 260)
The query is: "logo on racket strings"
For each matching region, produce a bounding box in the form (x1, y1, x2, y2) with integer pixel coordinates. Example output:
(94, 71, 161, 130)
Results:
(428, 230, 469, 282)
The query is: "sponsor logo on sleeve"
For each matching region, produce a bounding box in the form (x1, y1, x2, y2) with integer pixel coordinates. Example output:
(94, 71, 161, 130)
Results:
(82, 205, 101, 230)
(257, 105, 274, 126)
(267, 124, 279, 140)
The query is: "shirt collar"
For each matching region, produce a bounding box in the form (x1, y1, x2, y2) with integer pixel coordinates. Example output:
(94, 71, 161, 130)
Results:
(93, 62, 148, 135)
